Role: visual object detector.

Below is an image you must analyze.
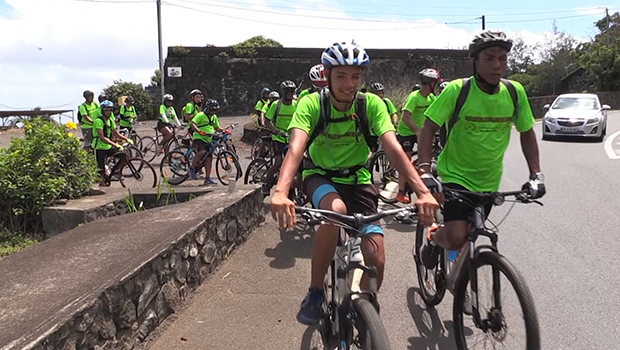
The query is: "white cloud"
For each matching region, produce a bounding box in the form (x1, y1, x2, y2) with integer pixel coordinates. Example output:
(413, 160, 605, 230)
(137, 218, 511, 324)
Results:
(0, 0, 551, 111)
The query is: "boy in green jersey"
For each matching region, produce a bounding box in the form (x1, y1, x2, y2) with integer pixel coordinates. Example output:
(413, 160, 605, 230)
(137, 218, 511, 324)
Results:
(297, 63, 328, 102)
(189, 99, 225, 185)
(255, 87, 270, 126)
(118, 95, 137, 132)
(182, 89, 203, 133)
(78, 90, 99, 151)
(270, 41, 438, 325)
(418, 29, 546, 270)
(368, 82, 398, 125)
(92, 100, 132, 185)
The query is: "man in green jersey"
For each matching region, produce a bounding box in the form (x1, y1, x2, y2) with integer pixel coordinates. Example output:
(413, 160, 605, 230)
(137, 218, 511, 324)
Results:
(255, 87, 270, 126)
(270, 41, 439, 325)
(182, 89, 203, 133)
(369, 83, 398, 125)
(158, 94, 182, 153)
(395, 68, 442, 204)
(262, 80, 297, 196)
(261, 91, 280, 115)
(189, 99, 225, 185)
(118, 96, 137, 132)
(418, 29, 546, 270)
(297, 64, 328, 102)
(78, 90, 99, 151)
(92, 100, 132, 185)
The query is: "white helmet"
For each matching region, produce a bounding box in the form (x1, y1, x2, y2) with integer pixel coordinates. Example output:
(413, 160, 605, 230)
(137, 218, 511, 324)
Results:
(309, 64, 328, 87)
(321, 41, 370, 69)
(269, 91, 280, 99)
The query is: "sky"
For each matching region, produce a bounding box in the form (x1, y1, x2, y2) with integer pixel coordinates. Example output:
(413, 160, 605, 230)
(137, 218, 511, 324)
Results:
(0, 0, 616, 111)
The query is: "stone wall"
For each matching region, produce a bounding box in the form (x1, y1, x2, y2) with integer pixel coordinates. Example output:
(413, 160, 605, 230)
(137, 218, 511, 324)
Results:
(12, 187, 264, 350)
(163, 46, 470, 116)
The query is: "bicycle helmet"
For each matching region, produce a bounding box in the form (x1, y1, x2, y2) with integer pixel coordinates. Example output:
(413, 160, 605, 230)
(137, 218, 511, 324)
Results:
(100, 100, 114, 111)
(261, 87, 271, 95)
(83, 90, 94, 99)
(411, 84, 421, 91)
(438, 81, 449, 93)
(269, 91, 280, 99)
(280, 80, 297, 91)
(468, 29, 513, 58)
(419, 68, 442, 84)
(309, 64, 328, 87)
(163, 94, 174, 102)
(98, 92, 108, 103)
(321, 41, 370, 69)
(370, 82, 385, 93)
(125, 96, 135, 104)
(189, 89, 202, 97)
(204, 99, 220, 111)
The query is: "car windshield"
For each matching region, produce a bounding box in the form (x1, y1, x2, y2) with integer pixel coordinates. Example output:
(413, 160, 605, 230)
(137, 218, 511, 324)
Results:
(551, 97, 599, 110)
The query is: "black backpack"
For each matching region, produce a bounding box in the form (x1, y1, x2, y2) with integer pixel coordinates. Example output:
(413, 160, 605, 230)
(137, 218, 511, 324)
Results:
(77, 103, 91, 124)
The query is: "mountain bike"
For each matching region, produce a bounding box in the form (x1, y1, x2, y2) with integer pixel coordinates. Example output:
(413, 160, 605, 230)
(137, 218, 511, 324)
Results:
(102, 149, 157, 189)
(297, 206, 419, 350)
(251, 126, 276, 160)
(414, 189, 541, 350)
(141, 124, 187, 162)
(118, 123, 143, 151)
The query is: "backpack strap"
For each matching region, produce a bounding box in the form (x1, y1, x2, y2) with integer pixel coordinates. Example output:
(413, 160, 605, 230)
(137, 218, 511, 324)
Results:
(272, 100, 283, 127)
(78, 103, 88, 123)
(354, 92, 378, 151)
(500, 78, 519, 118)
(447, 77, 471, 136)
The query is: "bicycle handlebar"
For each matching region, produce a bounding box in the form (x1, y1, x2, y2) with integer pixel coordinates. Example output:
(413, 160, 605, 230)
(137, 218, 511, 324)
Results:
(295, 206, 416, 228)
(444, 189, 542, 206)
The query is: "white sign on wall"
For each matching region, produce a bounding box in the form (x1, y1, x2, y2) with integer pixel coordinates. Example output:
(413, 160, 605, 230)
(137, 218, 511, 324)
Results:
(167, 67, 182, 77)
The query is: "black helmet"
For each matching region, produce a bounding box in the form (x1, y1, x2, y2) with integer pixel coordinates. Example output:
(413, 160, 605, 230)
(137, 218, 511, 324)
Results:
(83, 90, 94, 99)
(98, 92, 108, 103)
(370, 83, 384, 92)
(125, 95, 135, 104)
(280, 80, 297, 91)
(468, 29, 513, 58)
(203, 99, 220, 111)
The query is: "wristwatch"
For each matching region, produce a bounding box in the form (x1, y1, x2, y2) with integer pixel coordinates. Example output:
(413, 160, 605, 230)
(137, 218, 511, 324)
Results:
(530, 172, 545, 181)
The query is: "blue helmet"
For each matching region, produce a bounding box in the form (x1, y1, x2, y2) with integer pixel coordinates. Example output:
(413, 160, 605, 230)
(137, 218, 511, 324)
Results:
(100, 100, 114, 111)
(321, 41, 369, 69)
(261, 87, 270, 95)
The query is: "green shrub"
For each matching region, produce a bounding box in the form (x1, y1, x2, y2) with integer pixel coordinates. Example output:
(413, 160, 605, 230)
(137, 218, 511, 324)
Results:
(0, 228, 38, 258)
(103, 80, 154, 120)
(218, 51, 230, 58)
(0, 119, 99, 232)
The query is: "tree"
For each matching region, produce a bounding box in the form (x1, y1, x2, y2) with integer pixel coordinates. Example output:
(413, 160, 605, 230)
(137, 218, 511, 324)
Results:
(507, 35, 535, 76)
(232, 35, 283, 57)
(149, 69, 161, 87)
(580, 12, 620, 91)
(103, 80, 154, 119)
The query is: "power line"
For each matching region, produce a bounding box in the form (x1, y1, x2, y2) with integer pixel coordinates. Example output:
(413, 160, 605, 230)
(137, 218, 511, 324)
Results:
(68, 0, 153, 3)
(487, 13, 603, 24)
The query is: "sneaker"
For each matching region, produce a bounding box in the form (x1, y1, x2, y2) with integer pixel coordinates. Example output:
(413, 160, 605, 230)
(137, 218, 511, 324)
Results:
(189, 169, 198, 180)
(203, 177, 217, 185)
(395, 191, 411, 204)
(296, 288, 324, 325)
(463, 290, 473, 316)
(420, 224, 440, 269)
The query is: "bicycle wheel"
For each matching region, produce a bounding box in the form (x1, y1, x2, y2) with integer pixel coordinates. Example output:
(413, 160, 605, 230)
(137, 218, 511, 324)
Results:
(349, 298, 391, 350)
(119, 158, 158, 189)
(244, 158, 269, 184)
(121, 146, 144, 176)
(251, 138, 263, 160)
(160, 149, 191, 186)
(140, 136, 159, 163)
(413, 216, 447, 307)
(453, 251, 540, 350)
(368, 151, 399, 204)
(215, 150, 242, 185)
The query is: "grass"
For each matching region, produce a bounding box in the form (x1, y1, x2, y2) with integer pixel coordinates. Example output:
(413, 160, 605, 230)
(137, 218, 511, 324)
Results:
(0, 229, 39, 258)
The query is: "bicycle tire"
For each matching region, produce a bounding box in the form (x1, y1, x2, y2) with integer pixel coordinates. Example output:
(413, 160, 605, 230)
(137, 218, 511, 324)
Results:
(244, 158, 269, 184)
(119, 158, 158, 189)
(121, 146, 144, 177)
(453, 251, 540, 350)
(160, 149, 191, 186)
(140, 136, 159, 162)
(215, 150, 242, 185)
(350, 298, 391, 350)
(251, 138, 263, 160)
(414, 220, 447, 307)
(368, 151, 398, 204)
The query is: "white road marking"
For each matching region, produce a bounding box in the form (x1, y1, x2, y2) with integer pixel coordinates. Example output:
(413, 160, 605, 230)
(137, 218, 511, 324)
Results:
(604, 129, 620, 159)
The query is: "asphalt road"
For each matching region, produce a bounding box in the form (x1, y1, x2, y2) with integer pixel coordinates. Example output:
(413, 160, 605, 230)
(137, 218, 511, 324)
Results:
(146, 111, 620, 350)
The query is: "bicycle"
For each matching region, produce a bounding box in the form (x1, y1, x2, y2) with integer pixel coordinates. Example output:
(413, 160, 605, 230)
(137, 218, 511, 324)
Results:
(101, 147, 158, 189)
(251, 126, 276, 161)
(160, 126, 242, 186)
(413, 188, 541, 350)
(296, 206, 418, 350)
(141, 124, 187, 163)
(118, 123, 143, 151)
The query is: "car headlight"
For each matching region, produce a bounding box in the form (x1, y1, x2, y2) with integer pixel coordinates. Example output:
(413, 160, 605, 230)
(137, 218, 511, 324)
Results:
(587, 117, 599, 124)
(545, 115, 556, 123)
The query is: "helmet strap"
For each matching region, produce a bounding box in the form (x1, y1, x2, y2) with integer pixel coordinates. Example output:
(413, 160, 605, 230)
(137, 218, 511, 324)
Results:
(326, 71, 355, 109)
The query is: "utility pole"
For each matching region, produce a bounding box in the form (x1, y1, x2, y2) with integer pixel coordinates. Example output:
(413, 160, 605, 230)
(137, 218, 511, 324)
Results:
(481, 15, 485, 30)
(156, 0, 165, 100)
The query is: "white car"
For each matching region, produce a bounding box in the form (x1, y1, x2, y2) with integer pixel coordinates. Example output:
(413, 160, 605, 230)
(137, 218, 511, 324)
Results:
(542, 93, 610, 142)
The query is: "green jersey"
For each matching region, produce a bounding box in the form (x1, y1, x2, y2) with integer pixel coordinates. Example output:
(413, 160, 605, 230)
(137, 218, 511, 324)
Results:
(397, 90, 435, 136)
(265, 100, 297, 144)
(288, 92, 394, 185)
(159, 104, 177, 124)
(383, 97, 398, 116)
(254, 99, 268, 113)
(119, 105, 136, 128)
(78, 101, 99, 128)
(191, 112, 220, 143)
(91, 116, 116, 150)
(425, 78, 534, 192)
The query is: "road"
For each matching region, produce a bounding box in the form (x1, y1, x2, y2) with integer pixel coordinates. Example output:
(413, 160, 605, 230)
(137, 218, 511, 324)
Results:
(146, 111, 620, 350)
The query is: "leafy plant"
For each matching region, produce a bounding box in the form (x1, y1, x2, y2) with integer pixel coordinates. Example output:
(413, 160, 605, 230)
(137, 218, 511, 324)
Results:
(232, 35, 282, 57)
(0, 228, 38, 258)
(157, 177, 177, 206)
(125, 189, 145, 213)
(103, 80, 155, 120)
(149, 69, 161, 87)
(218, 51, 230, 58)
(170, 46, 190, 55)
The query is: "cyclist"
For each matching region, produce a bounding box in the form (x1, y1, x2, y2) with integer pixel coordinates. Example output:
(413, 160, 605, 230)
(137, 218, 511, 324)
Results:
(78, 90, 99, 151)
(262, 80, 297, 195)
(395, 68, 442, 204)
(437, 81, 449, 95)
(369, 83, 399, 126)
(262, 91, 281, 115)
(270, 41, 438, 325)
(189, 99, 225, 185)
(297, 64, 328, 102)
(182, 89, 203, 127)
(158, 94, 182, 153)
(418, 29, 545, 271)
(118, 95, 137, 132)
(98, 92, 108, 104)
(255, 87, 271, 126)
(92, 100, 132, 186)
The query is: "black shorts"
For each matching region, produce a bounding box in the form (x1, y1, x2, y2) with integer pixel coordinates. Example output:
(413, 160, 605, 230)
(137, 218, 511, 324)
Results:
(272, 140, 287, 156)
(443, 183, 493, 222)
(193, 139, 211, 153)
(96, 147, 121, 172)
(157, 120, 172, 131)
(303, 175, 383, 235)
(397, 134, 417, 153)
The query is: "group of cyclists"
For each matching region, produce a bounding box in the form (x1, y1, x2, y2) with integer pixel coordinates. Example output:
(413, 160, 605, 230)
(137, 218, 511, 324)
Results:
(260, 29, 546, 327)
(77, 88, 227, 186)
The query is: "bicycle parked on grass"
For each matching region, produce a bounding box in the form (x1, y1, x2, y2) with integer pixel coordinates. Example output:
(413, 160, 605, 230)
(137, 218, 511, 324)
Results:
(413, 188, 541, 350)
(296, 205, 420, 350)
(159, 125, 242, 186)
